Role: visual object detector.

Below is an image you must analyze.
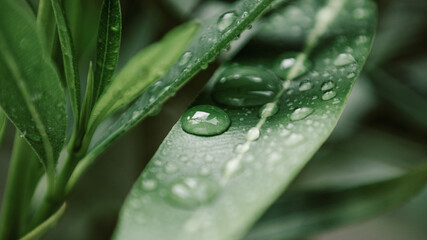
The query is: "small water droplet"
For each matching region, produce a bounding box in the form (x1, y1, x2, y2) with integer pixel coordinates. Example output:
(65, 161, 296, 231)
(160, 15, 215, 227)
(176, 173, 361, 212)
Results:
(284, 133, 304, 146)
(111, 25, 119, 31)
(346, 73, 356, 79)
(246, 127, 260, 141)
(259, 102, 278, 118)
(321, 81, 335, 91)
(275, 52, 311, 79)
(212, 65, 282, 107)
(217, 11, 238, 32)
(223, 158, 242, 177)
(290, 107, 313, 121)
(334, 53, 355, 66)
(235, 142, 250, 154)
(166, 176, 219, 209)
(299, 81, 313, 91)
(181, 105, 231, 136)
(141, 179, 158, 191)
(322, 91, 337, 101)
(179, 51, 192, 66)
(165, 163, 178, 173)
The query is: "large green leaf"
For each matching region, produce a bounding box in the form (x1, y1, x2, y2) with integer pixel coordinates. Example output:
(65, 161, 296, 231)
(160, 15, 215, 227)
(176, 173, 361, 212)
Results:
(68, 0, 278, 189)
(0, 0, 67, 166)
(51, 0, 81, 122)
(113, 0, 376, 239)
(93, 0, 122, 104)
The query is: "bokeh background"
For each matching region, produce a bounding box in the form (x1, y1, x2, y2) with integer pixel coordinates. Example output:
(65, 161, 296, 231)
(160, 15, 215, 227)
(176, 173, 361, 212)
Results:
(1, 0, 427, 239)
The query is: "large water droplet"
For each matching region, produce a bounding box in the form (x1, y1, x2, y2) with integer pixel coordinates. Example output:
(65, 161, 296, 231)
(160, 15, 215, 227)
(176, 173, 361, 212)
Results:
(322, 90, 337, 100)
(212, 65, 282, 107)
(259, 102, 278, 118)
(334, 53, 355, 66)
(179, 51, 192, 66)
(275, 52, 311, 79)
(181, 105, 230, 136)
(321, 81, 335, 91)
(290, 107, 313, 121)
(217, 11, 238, 32)
(166, 176, 219, 209)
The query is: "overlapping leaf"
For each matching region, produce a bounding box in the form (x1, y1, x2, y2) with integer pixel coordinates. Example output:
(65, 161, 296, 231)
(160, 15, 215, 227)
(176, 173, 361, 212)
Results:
(69, 0, 278, 188)
(0, 0, 67, 165)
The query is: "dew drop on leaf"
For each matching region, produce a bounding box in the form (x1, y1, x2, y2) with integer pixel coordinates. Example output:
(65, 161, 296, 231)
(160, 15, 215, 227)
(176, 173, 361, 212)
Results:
(321, 81, 335, 91)
(166, 176, 219, 209)
(299, 81, 313, 91)
(275, 52, 311, 79)
(217, 11, 238, 32)
(284, 133, 304, 146)
(259, 102, 278, 118)
(290, 107, 314, 121)
(179, 51, 192, 66)
(333, 53, 356, 66)
(212, 65, 282, 107)
(322, 90, 337, 100)
(141, 179, 158, 191)
(246, 127, 260, 141)
(181, 105, 230, 136)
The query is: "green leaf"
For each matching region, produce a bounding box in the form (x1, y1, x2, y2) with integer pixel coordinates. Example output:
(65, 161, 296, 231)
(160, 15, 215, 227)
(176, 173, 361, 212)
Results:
(87, 21, 199, 133)
(93, 0, 122, 104)
(69, 0, 278, 191)
(369, 68, 427, 130)
(113, 0, 377, 239)
(51, 0, 81, 122)
(0, 0, 67, 167)
(0, 109, 6, 146)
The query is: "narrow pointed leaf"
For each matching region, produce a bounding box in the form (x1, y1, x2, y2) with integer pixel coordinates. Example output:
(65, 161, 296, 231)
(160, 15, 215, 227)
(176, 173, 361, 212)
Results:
(113, 0, 377, 239)
(0, 0, 67, 165)
(88, 21, 199, 132)
(115, 0, 375, 240)
(51, 0, 81, 121)
(93, 0, 122, 103)
(70, 0, 278, 189)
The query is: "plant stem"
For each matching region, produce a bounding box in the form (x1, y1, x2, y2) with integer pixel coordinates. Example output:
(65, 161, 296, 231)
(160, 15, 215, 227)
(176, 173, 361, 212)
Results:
(0, 133, 38, 240)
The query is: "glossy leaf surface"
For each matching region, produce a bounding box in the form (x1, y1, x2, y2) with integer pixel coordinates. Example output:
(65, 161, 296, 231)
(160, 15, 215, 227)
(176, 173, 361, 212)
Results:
(114, 0, 377, 239)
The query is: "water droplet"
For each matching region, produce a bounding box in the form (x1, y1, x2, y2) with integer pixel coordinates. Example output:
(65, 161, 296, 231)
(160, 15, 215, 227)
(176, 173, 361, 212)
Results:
(299, 81, 313, 91)
(111, 25, 119, 31)
(165, 163, 178, 173)
(321, 81, 335, 91)
(235, 142, 250, 154)
(322, 91, 337, 101)
(166, 176, 219, 209)
(346, 73, 356, 79)
(275, 52, 311, 79)
(217, 11, 238, 32)
(181, 105, 231, 136)
(284, 133, 304, 146)
(223, 158, 242, 177)
(290, 107, 313, 121)
(246, 127, 260, 141)
(141, 179, 158, 191)
(334, 53, 355, 66)
(259, 102, 278, 118)
(212, 65, 282, 107)
(179, 51, 192, 66)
